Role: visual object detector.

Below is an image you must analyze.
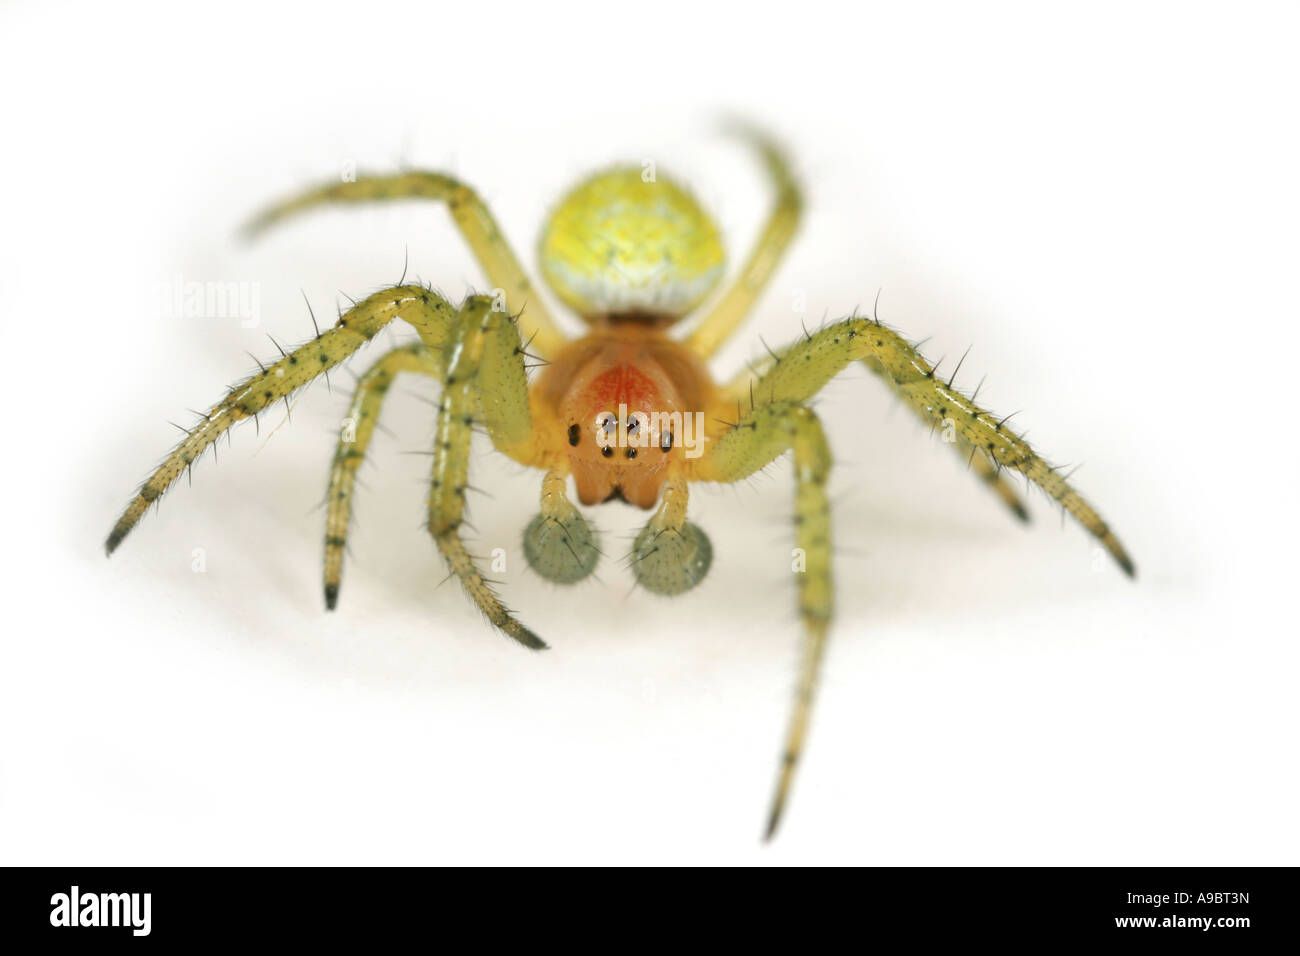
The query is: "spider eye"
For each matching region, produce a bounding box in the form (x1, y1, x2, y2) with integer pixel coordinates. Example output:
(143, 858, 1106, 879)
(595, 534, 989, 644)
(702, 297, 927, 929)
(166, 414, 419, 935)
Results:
(567, 423, 580, 446)
(601, 446, 614, 458)
(625, 447, 637, 460)
(661, 431, 674, 452)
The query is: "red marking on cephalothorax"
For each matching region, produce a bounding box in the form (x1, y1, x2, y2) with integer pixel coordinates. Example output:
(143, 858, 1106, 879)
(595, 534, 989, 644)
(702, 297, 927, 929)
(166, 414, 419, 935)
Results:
(570, 363, 666, 426)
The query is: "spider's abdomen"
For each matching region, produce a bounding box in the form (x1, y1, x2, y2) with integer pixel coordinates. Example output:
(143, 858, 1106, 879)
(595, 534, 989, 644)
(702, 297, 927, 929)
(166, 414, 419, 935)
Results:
(538, 168, 725, 321)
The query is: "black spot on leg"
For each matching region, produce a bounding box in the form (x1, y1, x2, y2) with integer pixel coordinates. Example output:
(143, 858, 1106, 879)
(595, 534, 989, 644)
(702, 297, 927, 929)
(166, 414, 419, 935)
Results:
(568, 424, 580, 446)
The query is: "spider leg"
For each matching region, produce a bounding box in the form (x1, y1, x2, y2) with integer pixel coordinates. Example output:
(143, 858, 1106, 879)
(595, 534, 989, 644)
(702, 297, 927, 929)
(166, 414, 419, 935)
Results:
(471, 296, 535, 460)
(742, 315, 1135, 575)
(684, 125, 802, 358)
(628, 474, 713, 595)
(106, 285, 459, 554)
(324, 342, 440, 610)
(957, 436, 1031, 522)
(522, 468, 601, 584)
(646, 472, 689, 531)
(722, 351, 1033, 523)
(244, 171, 568, 357)
(860, 353, 1031, 522)
(428, 296, 545, 650)
(693, 402, 833, 839)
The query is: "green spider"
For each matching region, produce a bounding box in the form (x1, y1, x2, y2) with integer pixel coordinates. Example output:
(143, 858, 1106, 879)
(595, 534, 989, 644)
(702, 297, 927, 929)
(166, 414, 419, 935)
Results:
(106, 128, 1134, 838)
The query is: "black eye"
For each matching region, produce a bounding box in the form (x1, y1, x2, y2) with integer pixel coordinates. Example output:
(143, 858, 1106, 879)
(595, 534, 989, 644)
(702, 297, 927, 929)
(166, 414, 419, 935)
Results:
(625, 447, 637, 459)
(628, 416, 640, 434)
(661, 431, 674, 452)
(601, 446, 614, 458)
(567, 424, 580, 446)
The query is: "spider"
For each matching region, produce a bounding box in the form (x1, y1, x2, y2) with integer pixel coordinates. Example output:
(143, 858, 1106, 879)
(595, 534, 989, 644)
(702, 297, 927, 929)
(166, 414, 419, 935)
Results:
(106, 127, 1135, 840)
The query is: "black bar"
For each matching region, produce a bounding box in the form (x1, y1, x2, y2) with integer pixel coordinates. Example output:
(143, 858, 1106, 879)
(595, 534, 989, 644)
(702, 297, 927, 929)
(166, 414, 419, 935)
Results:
(2, 866, 1290, 944)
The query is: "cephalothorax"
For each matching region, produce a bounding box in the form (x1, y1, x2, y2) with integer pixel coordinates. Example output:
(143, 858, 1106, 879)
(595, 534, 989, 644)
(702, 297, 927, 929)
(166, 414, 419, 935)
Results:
(107, 129, 1134, 838)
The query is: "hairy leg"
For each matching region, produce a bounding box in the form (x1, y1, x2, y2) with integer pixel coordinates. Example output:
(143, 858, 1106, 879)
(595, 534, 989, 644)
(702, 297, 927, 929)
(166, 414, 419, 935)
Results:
(324, 343, 440, 610)
(471, 299, 536, 460)
(522, 468, 601, 584)
(738, 316, 1135, 575)
(721, 350, 1032, 523)
(428, 296, 545, 650)
(685, 126, 802, 358)
(628, 473, 712, 595)
(106, 285, 459, 554)
(862, 353, 1030, 522)
(244, 172, 568, 357)
(956, 436, 1032, 522)
(694, 402, 832, 839)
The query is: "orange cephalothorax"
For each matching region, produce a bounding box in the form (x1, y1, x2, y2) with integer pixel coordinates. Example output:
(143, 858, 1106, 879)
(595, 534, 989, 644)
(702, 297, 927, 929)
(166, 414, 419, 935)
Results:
(536, 324, 716, 508)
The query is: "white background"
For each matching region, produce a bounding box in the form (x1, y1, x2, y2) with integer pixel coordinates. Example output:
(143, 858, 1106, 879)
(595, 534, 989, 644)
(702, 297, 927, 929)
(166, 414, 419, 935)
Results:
(2, 0, 1296, 865)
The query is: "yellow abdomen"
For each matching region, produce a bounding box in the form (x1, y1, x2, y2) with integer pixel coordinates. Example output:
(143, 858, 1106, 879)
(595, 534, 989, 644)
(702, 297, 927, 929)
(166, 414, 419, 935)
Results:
(538, 168, 725, 321)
